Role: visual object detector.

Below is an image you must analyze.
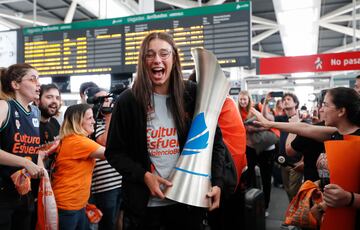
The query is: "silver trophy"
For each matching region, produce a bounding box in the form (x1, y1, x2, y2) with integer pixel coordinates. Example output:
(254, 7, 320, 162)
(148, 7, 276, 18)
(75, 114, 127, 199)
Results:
(164, 48, 230, 207)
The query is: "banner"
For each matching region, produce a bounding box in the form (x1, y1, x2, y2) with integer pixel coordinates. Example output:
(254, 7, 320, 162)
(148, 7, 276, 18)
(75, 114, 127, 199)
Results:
(257, 51, 360, 75)
(321, 137, 360, 230)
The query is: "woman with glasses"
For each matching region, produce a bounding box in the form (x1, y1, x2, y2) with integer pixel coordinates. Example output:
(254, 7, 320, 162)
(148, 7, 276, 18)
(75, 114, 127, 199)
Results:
(0, 63, 45, 230)
(105, 32, 224, 230)
(251, 87, 360, 228)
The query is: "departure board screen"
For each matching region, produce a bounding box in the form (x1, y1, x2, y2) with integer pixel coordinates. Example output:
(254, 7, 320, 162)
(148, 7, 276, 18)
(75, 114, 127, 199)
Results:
(22, 2, 251, 76)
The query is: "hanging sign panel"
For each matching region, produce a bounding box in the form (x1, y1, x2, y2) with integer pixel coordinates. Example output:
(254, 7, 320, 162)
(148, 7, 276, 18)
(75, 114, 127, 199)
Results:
(257, 51, 360, 75)
(22, 2, 251, 76)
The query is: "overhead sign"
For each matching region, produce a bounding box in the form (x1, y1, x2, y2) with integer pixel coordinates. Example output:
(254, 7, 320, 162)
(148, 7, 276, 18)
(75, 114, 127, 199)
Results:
(22, 2, 251, 77)
(257, 51, 360, 75)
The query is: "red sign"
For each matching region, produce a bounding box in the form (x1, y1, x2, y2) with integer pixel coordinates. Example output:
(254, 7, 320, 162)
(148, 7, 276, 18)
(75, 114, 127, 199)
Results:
(257, 51, 360, 75)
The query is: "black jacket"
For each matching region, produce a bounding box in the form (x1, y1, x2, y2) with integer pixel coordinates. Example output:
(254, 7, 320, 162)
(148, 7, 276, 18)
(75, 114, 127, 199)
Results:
(105, 81, 225, 217)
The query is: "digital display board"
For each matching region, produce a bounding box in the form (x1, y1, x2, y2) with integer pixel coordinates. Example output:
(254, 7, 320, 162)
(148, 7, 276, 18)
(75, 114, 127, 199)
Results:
(22, 2, 251, 76)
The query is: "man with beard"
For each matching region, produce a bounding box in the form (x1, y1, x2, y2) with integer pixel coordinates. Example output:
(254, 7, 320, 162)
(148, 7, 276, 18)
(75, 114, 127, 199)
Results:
(38, 83, 61, 145)
(31, 84, 61, 229)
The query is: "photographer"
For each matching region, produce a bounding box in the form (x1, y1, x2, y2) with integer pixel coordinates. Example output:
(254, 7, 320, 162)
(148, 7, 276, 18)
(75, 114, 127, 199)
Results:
(86, 86, 123, 230)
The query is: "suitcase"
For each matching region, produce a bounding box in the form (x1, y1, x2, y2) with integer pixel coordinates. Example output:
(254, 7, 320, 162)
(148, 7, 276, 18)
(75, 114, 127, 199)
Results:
(244, 188, 266, 230)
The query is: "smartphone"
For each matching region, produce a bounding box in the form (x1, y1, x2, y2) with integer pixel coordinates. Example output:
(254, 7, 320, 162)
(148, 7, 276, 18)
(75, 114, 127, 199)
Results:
(270, 91, 284, 98)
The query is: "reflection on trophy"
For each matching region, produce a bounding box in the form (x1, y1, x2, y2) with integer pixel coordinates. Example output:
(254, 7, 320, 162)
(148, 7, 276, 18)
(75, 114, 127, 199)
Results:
(164, 48, 230, 207)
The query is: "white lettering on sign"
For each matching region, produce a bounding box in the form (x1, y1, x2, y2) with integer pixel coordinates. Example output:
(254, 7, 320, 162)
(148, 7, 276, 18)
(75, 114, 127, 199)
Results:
(343, 58, 360, 66)
(331, 59, 341, 65)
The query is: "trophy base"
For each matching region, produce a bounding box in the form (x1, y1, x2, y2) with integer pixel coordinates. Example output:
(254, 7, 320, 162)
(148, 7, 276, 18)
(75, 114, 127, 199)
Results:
(164, 168, 211, 208)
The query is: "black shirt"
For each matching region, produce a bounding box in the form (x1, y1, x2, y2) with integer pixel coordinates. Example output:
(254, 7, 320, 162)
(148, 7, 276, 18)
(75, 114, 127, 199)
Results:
(275, 115, 302, 165)
(39, 117, 60, 144)
(0, 100, 40, 190)
(291, 121, 325, 181)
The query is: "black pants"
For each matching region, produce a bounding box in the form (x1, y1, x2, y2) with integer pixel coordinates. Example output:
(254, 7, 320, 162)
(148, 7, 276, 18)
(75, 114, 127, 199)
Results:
(0, 189, 34, 230)
(123, 203, 204, 230)
(245, 146, 275, 209)
(208, 185, 245, 230)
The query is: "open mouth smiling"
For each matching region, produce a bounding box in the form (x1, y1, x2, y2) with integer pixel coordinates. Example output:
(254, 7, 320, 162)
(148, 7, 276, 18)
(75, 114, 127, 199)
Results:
(151, 67, 165, 75)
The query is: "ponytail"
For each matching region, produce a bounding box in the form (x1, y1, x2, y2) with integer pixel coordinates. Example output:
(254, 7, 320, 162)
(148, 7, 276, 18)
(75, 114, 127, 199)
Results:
(0, 67, 10, 100)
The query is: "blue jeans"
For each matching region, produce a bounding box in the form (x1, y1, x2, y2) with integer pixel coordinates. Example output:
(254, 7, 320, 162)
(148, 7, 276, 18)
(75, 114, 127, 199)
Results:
(93, 188, 122, 230)
(58, 208, 89, 230)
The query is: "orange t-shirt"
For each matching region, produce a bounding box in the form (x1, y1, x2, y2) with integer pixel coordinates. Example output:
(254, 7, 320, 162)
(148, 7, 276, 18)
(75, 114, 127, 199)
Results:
(218, 97, 247, 185)
(240, 107, 248, 122)
(52, 134, 101, 210)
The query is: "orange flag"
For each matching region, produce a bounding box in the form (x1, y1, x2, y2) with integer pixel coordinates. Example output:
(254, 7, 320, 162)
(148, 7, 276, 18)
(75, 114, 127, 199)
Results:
(321, 137, 360, 230)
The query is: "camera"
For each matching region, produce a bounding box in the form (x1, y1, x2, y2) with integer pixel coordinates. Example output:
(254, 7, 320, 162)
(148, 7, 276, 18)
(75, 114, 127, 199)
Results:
(87, 83, 128, 118)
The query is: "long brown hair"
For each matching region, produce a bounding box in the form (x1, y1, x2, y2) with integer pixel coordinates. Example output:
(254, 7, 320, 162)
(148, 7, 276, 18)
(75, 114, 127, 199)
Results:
(132, 32, 187, 137)
(0, 63, 35, 99)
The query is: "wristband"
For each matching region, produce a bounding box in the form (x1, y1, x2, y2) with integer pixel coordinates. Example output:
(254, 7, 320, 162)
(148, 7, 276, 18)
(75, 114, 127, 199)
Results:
(346, 192, 354, 207)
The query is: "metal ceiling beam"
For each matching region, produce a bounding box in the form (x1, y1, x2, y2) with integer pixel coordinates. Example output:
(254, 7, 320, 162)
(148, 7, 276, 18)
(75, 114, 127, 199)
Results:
(0, 8, 62, 25)
(252, 28, 278, 45)
(26, 0, 63, 21)
(64, 0, 78, 23)
(0, 0, 26, 3)
(63, 0, 95, 20)
(0, 16, 19, 28)
(323, 40, 360, 53)
(320, 2, 360, 22)
(320, 22, 360, 39)
(0, 12, 45, 25)
(252, 24, 277, 31)
(139, 0, 154, 14)
(252, 50, 280, 58)
(76, 0, 138, 19)
(118, 0, 139, 14)
(326, 14, 360, 23)
(252, 15, 277, 27)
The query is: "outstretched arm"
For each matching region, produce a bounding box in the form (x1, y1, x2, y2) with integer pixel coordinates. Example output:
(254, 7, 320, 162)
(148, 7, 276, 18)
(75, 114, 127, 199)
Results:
(251, 108, 337, 142)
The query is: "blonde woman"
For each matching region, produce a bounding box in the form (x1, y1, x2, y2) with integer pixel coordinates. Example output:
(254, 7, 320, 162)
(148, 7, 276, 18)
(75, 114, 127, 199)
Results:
(238, 90, 253, 121)
(51, 104, 105, 230)
(238, 90, 277, 213)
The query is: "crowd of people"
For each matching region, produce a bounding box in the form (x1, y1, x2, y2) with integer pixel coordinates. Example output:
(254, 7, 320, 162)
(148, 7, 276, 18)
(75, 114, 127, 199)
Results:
(0, 31, 359, 230)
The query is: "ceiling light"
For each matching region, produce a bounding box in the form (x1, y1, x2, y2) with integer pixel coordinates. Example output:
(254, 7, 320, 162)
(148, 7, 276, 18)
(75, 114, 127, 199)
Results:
(274, 0, 321, 56)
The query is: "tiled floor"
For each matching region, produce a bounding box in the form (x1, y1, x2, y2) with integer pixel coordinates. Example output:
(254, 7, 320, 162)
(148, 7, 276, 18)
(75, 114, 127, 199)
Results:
(266, 186, 290, 230)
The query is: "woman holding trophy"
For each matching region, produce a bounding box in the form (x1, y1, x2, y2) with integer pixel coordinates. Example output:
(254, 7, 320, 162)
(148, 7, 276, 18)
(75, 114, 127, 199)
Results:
(105, 32, 225, 230)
